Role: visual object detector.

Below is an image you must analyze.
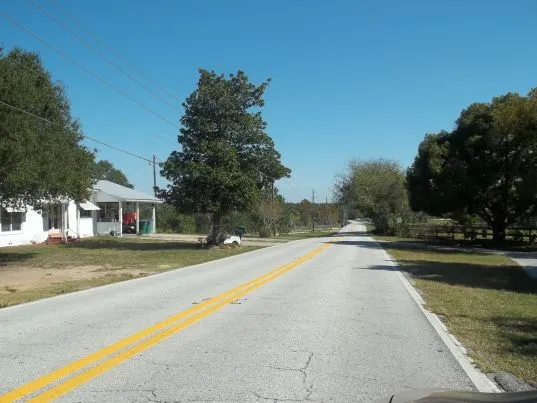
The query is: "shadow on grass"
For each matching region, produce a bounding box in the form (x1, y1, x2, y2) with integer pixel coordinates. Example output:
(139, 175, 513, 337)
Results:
(491, 317, 537, 357)
(330, 238, 491, 255)
(394, 260, 536, 294)
(0, 252, 37, 265)
(66, 239, 200, 252)
(330, 239, 537, 294)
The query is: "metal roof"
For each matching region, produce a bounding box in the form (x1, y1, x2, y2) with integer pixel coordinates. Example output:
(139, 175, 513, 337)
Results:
(79, 201, 100, 210)
(92, 180, 162, 203)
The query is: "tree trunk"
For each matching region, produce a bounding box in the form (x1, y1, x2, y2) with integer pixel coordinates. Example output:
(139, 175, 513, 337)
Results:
(492, 221, 507, 243)
(207, 212, 222, 246)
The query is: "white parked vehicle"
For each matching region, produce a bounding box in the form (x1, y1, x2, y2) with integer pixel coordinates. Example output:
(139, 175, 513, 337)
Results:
(222, 227, 245, 248)
(223, 235, 241, 247)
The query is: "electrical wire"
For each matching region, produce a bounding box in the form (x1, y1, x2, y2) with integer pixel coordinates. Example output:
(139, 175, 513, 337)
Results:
(0, 99, 159, 165)
(27, 0, 177, 109)
(47, 0, 183, 106)
(0, 11, 180, 129)
(4, 55, 177, 146)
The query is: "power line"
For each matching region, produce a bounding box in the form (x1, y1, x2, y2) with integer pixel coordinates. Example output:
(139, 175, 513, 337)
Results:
(0, 11, 179, 130)
(47, 0, 183, 106)
(100, 108, 176, 146)
(0, 99, 158, 165)
(6, 55, 178, 147)
(152, 133, 177, 146)
(27, 0, 177, 109)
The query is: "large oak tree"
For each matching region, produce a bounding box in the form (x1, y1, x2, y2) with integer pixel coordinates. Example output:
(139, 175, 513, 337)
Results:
(407, 89, 537, 242)
(159, 70, 290, 244)
(0, 48, 95, 209)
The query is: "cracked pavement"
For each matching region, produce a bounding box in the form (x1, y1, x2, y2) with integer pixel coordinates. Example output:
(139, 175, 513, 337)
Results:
(1, 223, 475, 402)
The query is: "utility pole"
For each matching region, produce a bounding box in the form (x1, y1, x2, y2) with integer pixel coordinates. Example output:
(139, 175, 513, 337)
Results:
(272, 181, 276, 237)
(152, 154, 157, 196)
(326, 195, 329, 226)
(312, 188, 315, 232)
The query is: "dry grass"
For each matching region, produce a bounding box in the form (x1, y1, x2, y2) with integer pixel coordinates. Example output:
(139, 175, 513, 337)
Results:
(0, 237, 260, 307)
(378, 238, 537, 386)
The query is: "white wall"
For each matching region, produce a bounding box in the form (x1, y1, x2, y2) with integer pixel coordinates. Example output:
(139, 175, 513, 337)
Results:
(67, 202, 78, 236)
(0, 207, 48, 248)
(65, 203, 94, 238)
(0, 202, 97, 248)
(96, 222, 121, 235)
(79, 218, 94, 237)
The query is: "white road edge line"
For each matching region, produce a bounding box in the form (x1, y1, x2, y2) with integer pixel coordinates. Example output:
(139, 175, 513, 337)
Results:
(371, 238, 501, 393)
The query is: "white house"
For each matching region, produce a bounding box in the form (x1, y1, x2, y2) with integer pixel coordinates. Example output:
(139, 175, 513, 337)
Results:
(0, 180, 161, 248)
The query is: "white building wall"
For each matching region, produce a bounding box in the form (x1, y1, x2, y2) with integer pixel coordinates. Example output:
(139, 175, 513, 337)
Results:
(79, 218, 94, 237)
(66, 202, 95, 238)
(0, 202, 96, 248)
(0, 207, 48, 248)
(96, 222, 121, 235)
(67, 202, 78, 237)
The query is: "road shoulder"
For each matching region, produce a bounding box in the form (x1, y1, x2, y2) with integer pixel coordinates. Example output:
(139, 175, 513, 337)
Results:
(371, 237, 501, 392)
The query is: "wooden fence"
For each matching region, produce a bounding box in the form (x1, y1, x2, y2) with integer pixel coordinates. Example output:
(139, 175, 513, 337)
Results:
(407, 224, 537, 243)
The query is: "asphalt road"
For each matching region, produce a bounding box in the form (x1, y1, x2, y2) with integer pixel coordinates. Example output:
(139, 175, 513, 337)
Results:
(0, 222, 476, 402)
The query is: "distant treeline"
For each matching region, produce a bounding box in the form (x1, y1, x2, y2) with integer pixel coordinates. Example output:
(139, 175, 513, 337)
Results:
(155, 200, 343, 236)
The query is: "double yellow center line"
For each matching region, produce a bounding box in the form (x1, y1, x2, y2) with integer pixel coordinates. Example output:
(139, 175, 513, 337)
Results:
(1, 242, 331, 402)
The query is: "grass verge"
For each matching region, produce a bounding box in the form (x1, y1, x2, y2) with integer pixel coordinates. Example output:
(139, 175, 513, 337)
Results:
(0, 237, 260, 307)
(377, 238, 537, 386)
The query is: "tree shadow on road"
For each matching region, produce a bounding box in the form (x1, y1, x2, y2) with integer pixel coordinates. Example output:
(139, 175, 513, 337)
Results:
(331, 231, 374, 237)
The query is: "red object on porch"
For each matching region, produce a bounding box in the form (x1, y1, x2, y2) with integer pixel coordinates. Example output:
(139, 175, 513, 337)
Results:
(123, 211, 137, 225)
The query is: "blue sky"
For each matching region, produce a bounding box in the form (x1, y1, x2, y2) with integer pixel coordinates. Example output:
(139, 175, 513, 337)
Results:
(1, 1, 536, 202)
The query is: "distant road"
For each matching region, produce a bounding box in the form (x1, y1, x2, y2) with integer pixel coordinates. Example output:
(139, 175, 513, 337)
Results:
(0, 222, 475, 402)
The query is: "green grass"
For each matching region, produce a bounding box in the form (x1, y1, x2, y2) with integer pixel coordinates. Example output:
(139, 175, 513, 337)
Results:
(377, 237, 537, 385)
(0, 237, 260, 307)
(274, 229, 338, 240)
(0, 237, 258, 270)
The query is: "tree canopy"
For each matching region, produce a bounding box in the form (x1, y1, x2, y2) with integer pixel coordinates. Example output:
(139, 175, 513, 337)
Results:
(93, 160, 133, 188)
(0, 48, 95, 208)
(159, 69, 290, 243)
(407, 89, 537, 241)
(335, 159, 410, 234)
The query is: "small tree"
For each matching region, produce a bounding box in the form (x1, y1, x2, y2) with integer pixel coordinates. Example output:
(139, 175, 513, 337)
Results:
(335, 159, 410, 235)
(256, 192, 285, 237)
(159, 70, 290, 244)
(93, 160, 133, 188)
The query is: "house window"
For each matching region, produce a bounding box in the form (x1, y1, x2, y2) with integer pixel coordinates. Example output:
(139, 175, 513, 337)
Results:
(80, 209, 93, 218)
(97, 203, 119, 222)
(0, 209, 24, 232)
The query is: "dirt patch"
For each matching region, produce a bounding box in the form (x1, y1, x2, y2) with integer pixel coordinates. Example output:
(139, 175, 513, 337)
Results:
(0, 238, 262, 306)
(0, 265, 140, 293)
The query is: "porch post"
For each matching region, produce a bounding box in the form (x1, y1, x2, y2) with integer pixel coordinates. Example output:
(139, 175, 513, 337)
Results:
(61, 203, 66, 242)
(118, 201, 123, 237)
(77, 204, 80, 239)
(136, 202, 140, 234)
(152, 203, 156, 234)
